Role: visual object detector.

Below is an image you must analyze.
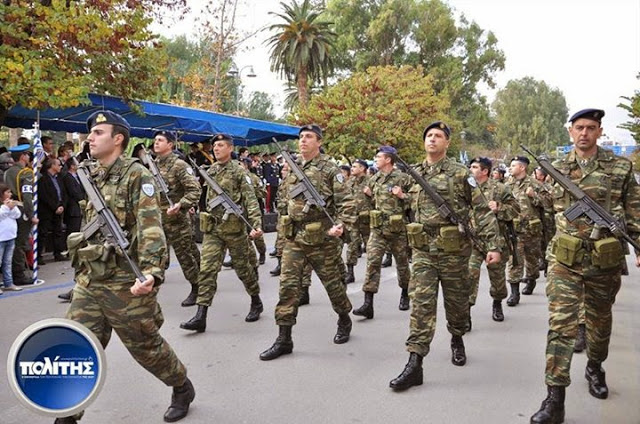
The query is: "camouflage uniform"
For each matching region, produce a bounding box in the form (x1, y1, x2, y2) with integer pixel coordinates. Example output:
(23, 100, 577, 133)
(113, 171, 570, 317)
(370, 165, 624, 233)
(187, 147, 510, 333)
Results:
(196, 159, 262, 306)
(156, 152, 202, 286)
(66, 156, 187, 388)
(4, 162, 34, 284)
(247, 170, 267, 259)
(539, 179, 556, 271)
(345, 174, 372, 266)
(468, 178, 520, 305)
(544, 146, 640, 387)
(363, 168, 412, 293)
(505, 175, 551, 284)
(275, 153, 354, 326)
(404, 157, 502, 357)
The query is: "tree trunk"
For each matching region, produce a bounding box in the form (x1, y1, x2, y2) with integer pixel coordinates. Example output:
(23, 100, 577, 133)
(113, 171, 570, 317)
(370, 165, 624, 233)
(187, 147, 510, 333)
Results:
(297, 68, 309, 109)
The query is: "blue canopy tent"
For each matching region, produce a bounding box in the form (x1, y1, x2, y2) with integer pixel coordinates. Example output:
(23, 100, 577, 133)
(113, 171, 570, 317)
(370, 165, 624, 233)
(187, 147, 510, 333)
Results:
(4, 93, 300, 146)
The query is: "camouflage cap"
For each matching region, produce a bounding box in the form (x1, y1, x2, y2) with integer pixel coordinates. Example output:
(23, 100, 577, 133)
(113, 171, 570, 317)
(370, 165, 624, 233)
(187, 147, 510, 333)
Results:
(86, 110, 131, 133)
(423, 121, 451, 139)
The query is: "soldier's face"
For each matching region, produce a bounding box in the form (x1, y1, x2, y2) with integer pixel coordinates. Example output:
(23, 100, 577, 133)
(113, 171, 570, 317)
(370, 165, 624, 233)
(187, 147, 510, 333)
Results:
(569, 118, 602, 153)
(424, 129, 450, 155)
(154, 136, 172, 155)
(374, 152, 391, 170)
(469, 163, 484, 179)
(351, 163, 364, 176)
(213, 140, 233, 162)
(509, 161, 525, 177)
(87, 124, 121, 160)
(298, 131, 321, 157)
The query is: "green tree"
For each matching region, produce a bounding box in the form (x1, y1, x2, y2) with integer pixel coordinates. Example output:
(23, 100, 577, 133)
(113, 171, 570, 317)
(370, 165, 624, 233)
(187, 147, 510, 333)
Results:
(292, 65, 455, 162)
(618, 73, 640, 143)
(0, 0, 184, 125)
(265, 0, 336, 108)
(246, 91, 276, 121)
(492, 77, 569, 154)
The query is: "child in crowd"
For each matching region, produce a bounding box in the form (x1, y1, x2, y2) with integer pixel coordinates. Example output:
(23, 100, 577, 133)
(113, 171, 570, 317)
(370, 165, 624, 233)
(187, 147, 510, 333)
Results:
(0, 183, 23, 293)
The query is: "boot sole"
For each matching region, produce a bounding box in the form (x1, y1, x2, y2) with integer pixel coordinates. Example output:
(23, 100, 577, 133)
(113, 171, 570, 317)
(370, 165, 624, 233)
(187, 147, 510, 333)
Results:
(259, 346, 293, 361)
(179, 324, 206, 333)
(390, 377, 423, 391)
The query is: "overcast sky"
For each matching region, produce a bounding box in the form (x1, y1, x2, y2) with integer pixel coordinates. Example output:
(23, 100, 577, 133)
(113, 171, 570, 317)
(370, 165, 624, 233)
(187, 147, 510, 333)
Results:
(157, 0, 640, 144)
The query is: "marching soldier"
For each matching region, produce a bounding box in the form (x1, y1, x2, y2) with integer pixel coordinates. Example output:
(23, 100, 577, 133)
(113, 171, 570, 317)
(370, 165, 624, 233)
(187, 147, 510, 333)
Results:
(344, 159, 372, 284)
(240, 157, 267, 265)
(353, 146, 412, 319)
(530, 109, 640, 424)
(259, 124, 355, 361)
(62, 111, 194, 423)
(153, 130, 202, 307)
(388, 121, 502, 391)
(180, 134, 264, 333)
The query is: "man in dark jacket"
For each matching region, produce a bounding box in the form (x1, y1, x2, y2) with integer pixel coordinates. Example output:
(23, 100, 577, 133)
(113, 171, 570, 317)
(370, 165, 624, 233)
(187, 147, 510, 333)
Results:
(62, 159, 85, 236)
(39, 157, 68, 261)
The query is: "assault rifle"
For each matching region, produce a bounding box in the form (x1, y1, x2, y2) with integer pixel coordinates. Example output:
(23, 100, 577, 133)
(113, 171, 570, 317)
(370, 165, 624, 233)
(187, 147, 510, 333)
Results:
(187, 157, 254, 230)
(72, 157, 146, 281)
(271, 138, 336, 226)
(521, 145, 640, 252)
(395, 155, 486, 252)
(140, 147, 174, 208)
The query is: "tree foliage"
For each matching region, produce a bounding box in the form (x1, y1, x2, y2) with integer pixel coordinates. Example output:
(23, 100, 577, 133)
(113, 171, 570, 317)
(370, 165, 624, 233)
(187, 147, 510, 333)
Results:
(292, 65, 456, 162)
(246, 91, 276, 121)
(491, 77, 568, 154)
(0, 0, 185, 125)
(618, 73, 640, 144)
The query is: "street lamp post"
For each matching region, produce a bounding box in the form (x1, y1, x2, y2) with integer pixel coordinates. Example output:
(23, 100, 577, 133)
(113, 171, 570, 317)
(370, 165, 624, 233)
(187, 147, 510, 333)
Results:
(227, 64, 257, 113)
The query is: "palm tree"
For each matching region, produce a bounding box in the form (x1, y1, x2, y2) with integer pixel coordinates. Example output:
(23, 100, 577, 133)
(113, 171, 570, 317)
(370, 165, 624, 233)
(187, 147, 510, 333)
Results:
(265, 0, 336, 108)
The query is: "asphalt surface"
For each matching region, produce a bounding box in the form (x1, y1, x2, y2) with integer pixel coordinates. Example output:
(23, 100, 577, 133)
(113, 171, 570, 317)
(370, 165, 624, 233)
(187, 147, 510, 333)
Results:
(1, 232, 639, 424)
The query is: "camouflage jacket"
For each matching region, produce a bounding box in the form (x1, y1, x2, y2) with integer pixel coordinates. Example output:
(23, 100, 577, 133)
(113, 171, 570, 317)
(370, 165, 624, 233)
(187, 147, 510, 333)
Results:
(206, 159, 262, 230)
(284, 153, 354, 226)
(156, 152, 201, 214)
(276, 176, 290, 216)
(346, 174, 373, 213)
(506, 175, 552, 230)
(551, 146, 640, 254)
(368, 168, 412, 217)
(77, 156, 167, 286)
(247, 171, 265, 201)
(473, 178, 520, 252)
(5, 163, 34, 219)
(406, 156, 502, 252)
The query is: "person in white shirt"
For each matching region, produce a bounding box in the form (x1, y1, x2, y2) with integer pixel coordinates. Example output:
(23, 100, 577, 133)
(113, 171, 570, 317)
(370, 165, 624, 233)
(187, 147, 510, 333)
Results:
(0, 183, 23, 293)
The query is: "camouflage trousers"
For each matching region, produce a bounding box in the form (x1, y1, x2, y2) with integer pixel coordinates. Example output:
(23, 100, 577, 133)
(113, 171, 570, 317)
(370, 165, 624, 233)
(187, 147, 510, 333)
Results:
(507, 231, 542, 283)
(67, 283, 187, 387)
(363, 227, 410, 293)
(163, 213, 200, 286)
(253, 235, 266, 255)
(406, 246, 471, 357)
(275, 236, 352, 326)
(346, 218, 370, 266)
(196, 230, 259, 307)
(301, 262, 313, 288)
(544, 260, 621, 386)
(468, 246, 508, 305)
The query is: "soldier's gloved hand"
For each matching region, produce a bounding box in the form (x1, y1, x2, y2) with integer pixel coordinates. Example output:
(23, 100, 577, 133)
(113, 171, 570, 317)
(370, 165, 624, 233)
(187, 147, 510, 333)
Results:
(250, 228, 263, 239)
(130, 274, 155, 296)
(485, 251, 502, 265)
(328, 224, 344, 238)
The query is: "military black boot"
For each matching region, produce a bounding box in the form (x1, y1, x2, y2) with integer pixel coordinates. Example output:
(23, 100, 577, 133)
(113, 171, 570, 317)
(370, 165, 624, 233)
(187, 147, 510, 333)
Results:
(260, 326, 293, 360)
(344, 264, 355, 284)
(179, 305, 208, 333)
(522, 278, 537, 295)
(451, 335, 466, 366)
(180, 285, 198, 307)
(299, 286, 310, 305)
(352, 292, 374, 319)
(506, 283, 520, 306)
(57, 288, 73, 302)
(245, 295, 264, 322)
(269, 248, 277, 257)
(334, 313, 352, 344)
(389, 352, 423, 391)
(399, 288, 410, 311)
(381, 253, 392, 268)
(530, 385, 565, 424)
(222, 258, 233, 268)
(573, 324, 586, 353)
(492, 300, 504, 322)
(269, 257, 281, 276)
(258, 251, 266, 265)
(585, 360, 608, 399)
(163, 377, 195, 422)
(54, 411, 84, 424)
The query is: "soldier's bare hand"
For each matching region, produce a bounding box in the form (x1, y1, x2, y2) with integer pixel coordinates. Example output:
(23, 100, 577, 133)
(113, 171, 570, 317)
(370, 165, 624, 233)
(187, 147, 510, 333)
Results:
(636, 255, 640, 268)
(167, 203, 181, 215)
(130, 274, 155, 296)
(31, 217, 39, 225)
(250, 228, 263, 239)
(391, 186, 405, 199)
(328, 224, 344, 238)
(486, 251, 502, 265)
(526, 187, 535, 197)
(363, 187, 372, 196)
(488, 200, 499, 212)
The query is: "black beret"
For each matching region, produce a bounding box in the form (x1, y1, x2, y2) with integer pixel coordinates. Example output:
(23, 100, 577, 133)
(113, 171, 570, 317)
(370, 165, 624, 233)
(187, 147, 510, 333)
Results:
(86, 110, 131, 133)
(511, 156, 530, 166)
(569, 108, 605, 123)
(535, 166, 548, 176)
(354, 159, 369, 169)
(340, 165, 351, 172)
(153, 130, 176, 142)
(494, 168, 506, 175)
(377, 145, 397, 155)
(469, 156, 492, 169)
(423, 121, 451, 139)
(210, 133, 233, 143)
(299, 124, 323, 139)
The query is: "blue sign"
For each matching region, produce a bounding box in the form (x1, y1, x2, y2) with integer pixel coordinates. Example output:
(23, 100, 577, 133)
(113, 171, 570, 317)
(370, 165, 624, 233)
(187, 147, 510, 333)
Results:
(7, 319, 107, 417)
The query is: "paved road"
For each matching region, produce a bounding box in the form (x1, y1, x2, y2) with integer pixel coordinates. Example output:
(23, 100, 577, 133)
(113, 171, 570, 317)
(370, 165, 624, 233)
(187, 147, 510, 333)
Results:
(1, 232, 639, 424)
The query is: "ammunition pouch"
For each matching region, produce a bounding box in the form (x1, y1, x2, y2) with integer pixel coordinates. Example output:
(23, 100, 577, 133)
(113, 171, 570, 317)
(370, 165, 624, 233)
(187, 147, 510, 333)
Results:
(406, 223, 426, 249)
(440, 225, 462, 253)
(528, 218, 542, 233)
(388, 214, 405, 233)
(280, 215, 294, 239)
(199, 212, 214, 233)
(219, 213, 244, 234)
(358, 210, 371, 224)
(591, 237, 623, 269)
(553, 233, 583, 267)
(77, 243, 117, 281)
(302, 222, 325, 246)
(66, 232, 87, 269)
(370, 210, 382, 228)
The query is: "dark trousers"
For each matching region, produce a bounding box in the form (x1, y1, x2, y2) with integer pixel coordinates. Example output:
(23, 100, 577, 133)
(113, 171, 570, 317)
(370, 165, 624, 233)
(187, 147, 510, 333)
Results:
(13, 219, 31, 284)
(40, 214, 66, 256)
